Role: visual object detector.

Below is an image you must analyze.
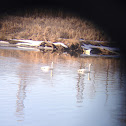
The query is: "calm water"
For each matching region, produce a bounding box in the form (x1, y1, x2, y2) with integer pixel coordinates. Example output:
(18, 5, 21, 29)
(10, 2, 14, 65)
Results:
(0, 47, 126, 126)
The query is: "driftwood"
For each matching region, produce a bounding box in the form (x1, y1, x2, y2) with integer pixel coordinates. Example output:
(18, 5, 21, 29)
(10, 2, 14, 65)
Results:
(0, 39, 120, 57)
(81, 43, 120, 55)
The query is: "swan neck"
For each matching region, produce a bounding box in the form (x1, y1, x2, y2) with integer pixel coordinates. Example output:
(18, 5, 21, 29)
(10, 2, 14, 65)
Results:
(51, 62, 53, 68)
(89, 64, 91, 71)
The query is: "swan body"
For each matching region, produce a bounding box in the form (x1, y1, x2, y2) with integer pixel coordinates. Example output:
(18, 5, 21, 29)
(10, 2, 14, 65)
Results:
(78, 64, 91, 74)
(83, 49, 91, 55)
(78, 69, 90, 73)
(41, 62, 53, 71)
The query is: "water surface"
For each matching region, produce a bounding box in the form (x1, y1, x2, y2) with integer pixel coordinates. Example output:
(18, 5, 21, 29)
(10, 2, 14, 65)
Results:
(0, 48, 126, 126)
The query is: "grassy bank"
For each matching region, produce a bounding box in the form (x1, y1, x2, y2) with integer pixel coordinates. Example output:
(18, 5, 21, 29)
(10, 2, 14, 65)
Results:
(0, 9, 110, 46)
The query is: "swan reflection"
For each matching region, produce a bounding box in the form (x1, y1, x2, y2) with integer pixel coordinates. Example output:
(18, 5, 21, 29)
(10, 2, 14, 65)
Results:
(0, 48, 125, 126)
(16, 79, 26, 122)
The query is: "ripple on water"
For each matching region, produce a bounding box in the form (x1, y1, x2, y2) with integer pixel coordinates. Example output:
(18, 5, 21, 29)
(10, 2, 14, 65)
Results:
(0, 49, 126, 126)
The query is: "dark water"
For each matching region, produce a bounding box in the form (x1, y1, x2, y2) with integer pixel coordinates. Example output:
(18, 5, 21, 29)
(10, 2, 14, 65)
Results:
(0, 47, 126, 126)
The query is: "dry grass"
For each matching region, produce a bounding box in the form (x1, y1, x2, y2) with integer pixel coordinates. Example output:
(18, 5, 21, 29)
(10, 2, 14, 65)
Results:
(0, 9, 110, 44)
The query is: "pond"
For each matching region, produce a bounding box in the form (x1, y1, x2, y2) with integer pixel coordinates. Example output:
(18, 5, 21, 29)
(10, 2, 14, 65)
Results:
(0, 47, 126, 126)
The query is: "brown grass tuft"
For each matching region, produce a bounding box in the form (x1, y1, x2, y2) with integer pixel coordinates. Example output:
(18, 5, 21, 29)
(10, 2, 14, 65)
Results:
(0, 9, 110, 44)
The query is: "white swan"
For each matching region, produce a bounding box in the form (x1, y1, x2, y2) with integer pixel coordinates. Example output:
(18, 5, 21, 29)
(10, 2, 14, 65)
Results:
(83, 49, 91, 55)
(78, 64, 92, 74)
(41, 62, 53, 71)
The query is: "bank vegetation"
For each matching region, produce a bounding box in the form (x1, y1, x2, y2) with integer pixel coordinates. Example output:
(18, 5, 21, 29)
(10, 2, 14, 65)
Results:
(0, 9, 110, 47)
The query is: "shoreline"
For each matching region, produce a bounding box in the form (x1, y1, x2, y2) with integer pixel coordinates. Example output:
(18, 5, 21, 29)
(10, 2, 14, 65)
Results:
(0, 39, 120, 57)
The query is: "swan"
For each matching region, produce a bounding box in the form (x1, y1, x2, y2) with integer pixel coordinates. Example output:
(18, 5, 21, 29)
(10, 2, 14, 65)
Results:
(41, 62, 53, 71)
(83, 49, 91, 55)
(78, 64, 92, 74)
